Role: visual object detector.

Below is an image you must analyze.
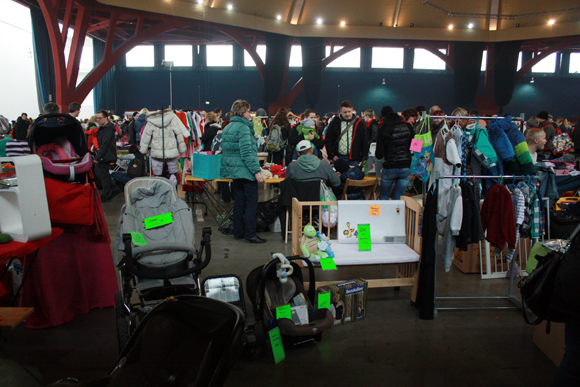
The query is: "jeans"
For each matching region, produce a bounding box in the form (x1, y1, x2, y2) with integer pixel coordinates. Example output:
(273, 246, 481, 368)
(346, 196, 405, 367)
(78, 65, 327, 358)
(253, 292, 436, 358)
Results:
(379, 168, 411, 200)
(232, 179, 259, 239)
(553, 318, 580, 386)
(111, 172, 132, 188)
(337, 155, 359, 166)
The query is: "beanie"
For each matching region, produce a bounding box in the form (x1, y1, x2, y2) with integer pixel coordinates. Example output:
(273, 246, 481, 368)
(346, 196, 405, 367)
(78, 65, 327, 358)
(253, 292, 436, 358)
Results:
(333, 158, 349, 174)
(537, 111, 549, 120)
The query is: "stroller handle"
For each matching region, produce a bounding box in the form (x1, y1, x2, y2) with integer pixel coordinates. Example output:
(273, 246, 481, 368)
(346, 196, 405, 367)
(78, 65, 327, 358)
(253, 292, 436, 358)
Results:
(122, 229, 211, 280)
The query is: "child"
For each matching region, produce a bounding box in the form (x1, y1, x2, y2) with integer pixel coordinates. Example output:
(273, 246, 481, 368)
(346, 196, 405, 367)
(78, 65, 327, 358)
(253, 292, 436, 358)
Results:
(526, 128, 547, 164)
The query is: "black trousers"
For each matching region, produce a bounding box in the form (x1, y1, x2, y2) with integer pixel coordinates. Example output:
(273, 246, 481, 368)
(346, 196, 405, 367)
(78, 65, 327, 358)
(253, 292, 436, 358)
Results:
(95, 162, 114, 197)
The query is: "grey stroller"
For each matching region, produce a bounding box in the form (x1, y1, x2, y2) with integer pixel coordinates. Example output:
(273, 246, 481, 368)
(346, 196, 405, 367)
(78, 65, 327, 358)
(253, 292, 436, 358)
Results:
(115, 177, 211, 351)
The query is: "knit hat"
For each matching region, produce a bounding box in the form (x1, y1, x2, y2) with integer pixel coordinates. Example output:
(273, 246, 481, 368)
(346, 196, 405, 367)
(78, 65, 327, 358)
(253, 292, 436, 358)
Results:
(296, 140, 312, 152)
(380, 106, 394, 118)
(302, 118, 315, 128)
(537, 111, 549, 120)
(256, 108, 267, 117)
(333, 158, 349, 174)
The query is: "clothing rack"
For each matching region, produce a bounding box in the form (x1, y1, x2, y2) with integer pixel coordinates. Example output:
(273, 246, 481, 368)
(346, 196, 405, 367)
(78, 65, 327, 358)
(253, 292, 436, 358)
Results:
(434, 174, 538, 312)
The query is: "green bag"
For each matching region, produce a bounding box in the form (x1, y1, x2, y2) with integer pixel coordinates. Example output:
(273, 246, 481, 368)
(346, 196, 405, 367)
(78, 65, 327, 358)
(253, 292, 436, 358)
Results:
(409, 117, 434, 183)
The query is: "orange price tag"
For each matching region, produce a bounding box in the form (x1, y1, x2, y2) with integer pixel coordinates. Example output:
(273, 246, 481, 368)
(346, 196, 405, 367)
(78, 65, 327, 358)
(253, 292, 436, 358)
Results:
(369, 205, 381, 217)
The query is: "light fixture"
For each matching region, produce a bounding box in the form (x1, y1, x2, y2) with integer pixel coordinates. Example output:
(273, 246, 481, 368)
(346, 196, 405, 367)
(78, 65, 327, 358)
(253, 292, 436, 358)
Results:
(227, 4, 233, 10)
(530, 77, 535, 84)
(468, 23, 473, 29)
(548, 19, 555, 25)
(317, 18, 323, 25)
(277, 15, 282, 21)
(340, 21, 346, 27)
(197, 0, 203, 4)
(382, 78, 386, 85)
(448, 24, 453, 30)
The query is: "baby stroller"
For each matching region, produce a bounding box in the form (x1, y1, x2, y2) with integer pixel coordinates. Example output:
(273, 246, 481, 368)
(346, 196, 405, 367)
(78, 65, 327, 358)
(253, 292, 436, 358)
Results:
(48, 295, 245, 387)
(115, 177, 211, 351)
(246, 254, 334, 348)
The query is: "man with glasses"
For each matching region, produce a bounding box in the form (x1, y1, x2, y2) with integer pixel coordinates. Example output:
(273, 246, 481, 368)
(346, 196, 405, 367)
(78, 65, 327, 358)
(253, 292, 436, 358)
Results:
(94, 109, 120, 202)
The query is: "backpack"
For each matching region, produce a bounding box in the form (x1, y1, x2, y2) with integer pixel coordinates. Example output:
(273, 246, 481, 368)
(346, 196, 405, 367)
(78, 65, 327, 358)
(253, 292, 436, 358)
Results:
(211, 131, 223, 153)
(267, 124, 286, 152)
(126, 155, 145, 178)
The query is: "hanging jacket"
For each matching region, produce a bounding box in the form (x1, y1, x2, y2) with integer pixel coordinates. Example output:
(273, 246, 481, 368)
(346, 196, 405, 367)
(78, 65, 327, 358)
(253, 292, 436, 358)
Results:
(486, 120, 515, 174)
(534, 163, 558, 208)
(492, 115, 536, 175)
(480, 184, 517, 250)
(375, 113, 415, 169)
(139, 109, 187, 159)
(465, 123, 497, 169)
(220, 116, 261, 181)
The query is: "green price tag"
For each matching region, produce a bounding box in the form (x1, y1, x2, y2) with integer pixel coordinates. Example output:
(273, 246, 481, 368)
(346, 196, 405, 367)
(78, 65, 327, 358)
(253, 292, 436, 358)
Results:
(318, 291, 331, 310)
(320, 257, 337, 270)
(276, 304, 292, 320)
(128, 232, 148, 246)
(358, 224, 371, 251)
(143, 212, 173, 230)
(268, 326, 285, 364)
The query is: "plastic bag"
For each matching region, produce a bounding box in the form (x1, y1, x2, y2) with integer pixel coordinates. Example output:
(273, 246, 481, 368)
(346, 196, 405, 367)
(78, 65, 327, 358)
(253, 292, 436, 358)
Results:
(320, 181, 337, 228)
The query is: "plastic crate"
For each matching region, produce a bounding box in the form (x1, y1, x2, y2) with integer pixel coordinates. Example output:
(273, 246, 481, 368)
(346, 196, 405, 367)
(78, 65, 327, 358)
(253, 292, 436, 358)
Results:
(191, 153, 222, 180)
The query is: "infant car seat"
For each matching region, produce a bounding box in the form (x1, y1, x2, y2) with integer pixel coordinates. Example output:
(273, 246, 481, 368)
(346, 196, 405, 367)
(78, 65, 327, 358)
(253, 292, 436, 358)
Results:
(246, 254, 334, 347)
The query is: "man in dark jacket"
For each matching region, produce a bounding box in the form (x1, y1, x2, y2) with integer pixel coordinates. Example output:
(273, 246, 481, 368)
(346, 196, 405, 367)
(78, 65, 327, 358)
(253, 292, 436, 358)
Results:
(375, 106, 415, 200)
(94, 109, 120, 201)
(325, 100, 366, 165)
(12, 113, 29, 140)
(362, 109, 379, 156)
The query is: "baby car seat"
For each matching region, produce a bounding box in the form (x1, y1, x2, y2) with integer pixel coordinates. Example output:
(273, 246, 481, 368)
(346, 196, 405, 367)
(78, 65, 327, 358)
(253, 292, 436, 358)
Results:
(246, 254, 334, 348)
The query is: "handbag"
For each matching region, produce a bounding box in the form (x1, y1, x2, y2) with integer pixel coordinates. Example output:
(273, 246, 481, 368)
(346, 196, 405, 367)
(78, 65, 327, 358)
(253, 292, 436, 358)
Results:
(518, 249, 567, 332)
(44, 176, 95, 226)
(409, 117, 434, 183)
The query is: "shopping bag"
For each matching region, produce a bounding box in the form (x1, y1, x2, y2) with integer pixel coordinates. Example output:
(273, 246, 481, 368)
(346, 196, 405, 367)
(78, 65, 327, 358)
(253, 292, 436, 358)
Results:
(320, 181, 337, 228)
(44, 177, 95, 226)
(409, 117, 434, 183)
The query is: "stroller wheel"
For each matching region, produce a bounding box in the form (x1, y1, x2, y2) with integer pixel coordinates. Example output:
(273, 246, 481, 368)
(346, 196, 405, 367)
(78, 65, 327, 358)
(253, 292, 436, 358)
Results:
(115, 291, 130, 353)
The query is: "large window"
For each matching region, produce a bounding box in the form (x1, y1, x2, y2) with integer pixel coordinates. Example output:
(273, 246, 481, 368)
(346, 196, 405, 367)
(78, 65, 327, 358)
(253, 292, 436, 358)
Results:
(325, 46, 360, 68)
(372, 47, 404, 69)
(413, 48, 447, 70)
(570, 53, 580, 73)
(206, 45, 233, 67)
(126, 45, 154, 67)
(289, 45, 302, 67)
(165, 45, 193, 67)
(532, 52, 557, 73)
(244, 44, 266, 66)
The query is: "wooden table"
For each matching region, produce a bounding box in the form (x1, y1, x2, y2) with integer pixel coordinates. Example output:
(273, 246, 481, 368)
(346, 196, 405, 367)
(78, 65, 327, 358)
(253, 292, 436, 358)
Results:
(0, 307, 34, 329)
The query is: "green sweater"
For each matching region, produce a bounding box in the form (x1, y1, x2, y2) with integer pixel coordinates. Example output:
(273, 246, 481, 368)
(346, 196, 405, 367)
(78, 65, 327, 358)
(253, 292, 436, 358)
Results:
(220, 116, 261, 181)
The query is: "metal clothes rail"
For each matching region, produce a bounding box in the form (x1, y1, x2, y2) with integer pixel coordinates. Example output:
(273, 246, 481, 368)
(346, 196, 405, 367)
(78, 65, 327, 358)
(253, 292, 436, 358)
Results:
(434, 174, 538, 312)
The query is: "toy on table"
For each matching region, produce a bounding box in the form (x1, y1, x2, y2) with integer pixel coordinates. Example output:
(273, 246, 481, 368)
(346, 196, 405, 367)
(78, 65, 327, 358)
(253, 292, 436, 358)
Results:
(300, 224, 330, 263)
(316, 231, 334, 258)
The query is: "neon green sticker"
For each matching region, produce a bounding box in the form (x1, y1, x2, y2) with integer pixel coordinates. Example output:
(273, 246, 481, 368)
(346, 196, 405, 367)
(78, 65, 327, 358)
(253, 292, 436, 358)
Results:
(143, 212, 173, 229)
(358, 224, 371, 251)
(318, 291, 331, 310)
(268, 327, 285, 364)
(320, 257, 337, 270)
(129, 232, 148, 246)
(276, 304, 292, 320)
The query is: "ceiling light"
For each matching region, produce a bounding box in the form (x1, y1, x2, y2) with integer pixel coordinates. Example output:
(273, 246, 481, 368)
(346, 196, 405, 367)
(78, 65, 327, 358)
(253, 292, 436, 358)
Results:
(382, 78, 386, 85)
(548, 19, 555, 25)
(530, 77, 535, 84)
(277, 15, 282, 21)
(448, 24, 453, 30)
(227, 4, 233, 10)
(468, 23, 473, 29)
(197, 0, 203, 4)
(340, 21, 346, 27)
(317, 18, 323, 25)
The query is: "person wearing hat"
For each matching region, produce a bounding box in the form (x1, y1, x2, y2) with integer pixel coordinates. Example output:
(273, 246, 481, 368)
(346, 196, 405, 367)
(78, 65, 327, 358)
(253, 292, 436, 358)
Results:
(536, 110, 557, 157)
(285, 140, 340, 188)
(286, 109, 324, 166)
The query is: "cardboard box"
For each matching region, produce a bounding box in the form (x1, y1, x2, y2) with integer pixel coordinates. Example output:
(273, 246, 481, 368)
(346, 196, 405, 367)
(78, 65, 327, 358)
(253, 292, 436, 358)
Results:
(317, 279, 368, 326)
(533, 321, 565, 366)
(453, 243, 486, 274)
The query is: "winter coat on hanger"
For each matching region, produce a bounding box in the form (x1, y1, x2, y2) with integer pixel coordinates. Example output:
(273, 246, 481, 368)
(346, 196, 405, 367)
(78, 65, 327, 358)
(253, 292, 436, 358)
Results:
(480, 184, 517, 250)
(139, 109, 187, 159)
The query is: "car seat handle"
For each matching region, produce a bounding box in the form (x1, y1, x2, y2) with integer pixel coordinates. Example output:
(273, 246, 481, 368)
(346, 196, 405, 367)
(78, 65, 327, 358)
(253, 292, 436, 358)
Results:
(272, 253, 293, 283)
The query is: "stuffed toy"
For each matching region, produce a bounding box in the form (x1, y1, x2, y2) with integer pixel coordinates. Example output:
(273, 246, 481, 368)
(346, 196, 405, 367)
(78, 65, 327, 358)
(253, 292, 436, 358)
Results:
(300, 224, 328, 263)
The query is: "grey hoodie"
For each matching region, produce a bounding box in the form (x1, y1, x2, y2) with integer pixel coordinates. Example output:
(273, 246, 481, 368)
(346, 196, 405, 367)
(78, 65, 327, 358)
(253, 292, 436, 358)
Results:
(286, 155, 340, 187)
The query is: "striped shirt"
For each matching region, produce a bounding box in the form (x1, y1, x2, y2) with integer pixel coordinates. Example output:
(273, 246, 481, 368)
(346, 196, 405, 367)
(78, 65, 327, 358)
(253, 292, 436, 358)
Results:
(5, 140, 31, 157)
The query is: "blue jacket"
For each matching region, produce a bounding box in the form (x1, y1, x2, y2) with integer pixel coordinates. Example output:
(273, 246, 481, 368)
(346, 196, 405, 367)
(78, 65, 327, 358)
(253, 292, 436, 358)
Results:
(134, 114, 147, 142)
(220, 116, 261, 181)
(493, 115, 535, 175)
(486, 119, 515, 174)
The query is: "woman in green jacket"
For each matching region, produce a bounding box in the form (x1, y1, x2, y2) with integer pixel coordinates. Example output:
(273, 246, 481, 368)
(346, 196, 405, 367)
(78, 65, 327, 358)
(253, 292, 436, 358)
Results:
(220, 100, 266, 243)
